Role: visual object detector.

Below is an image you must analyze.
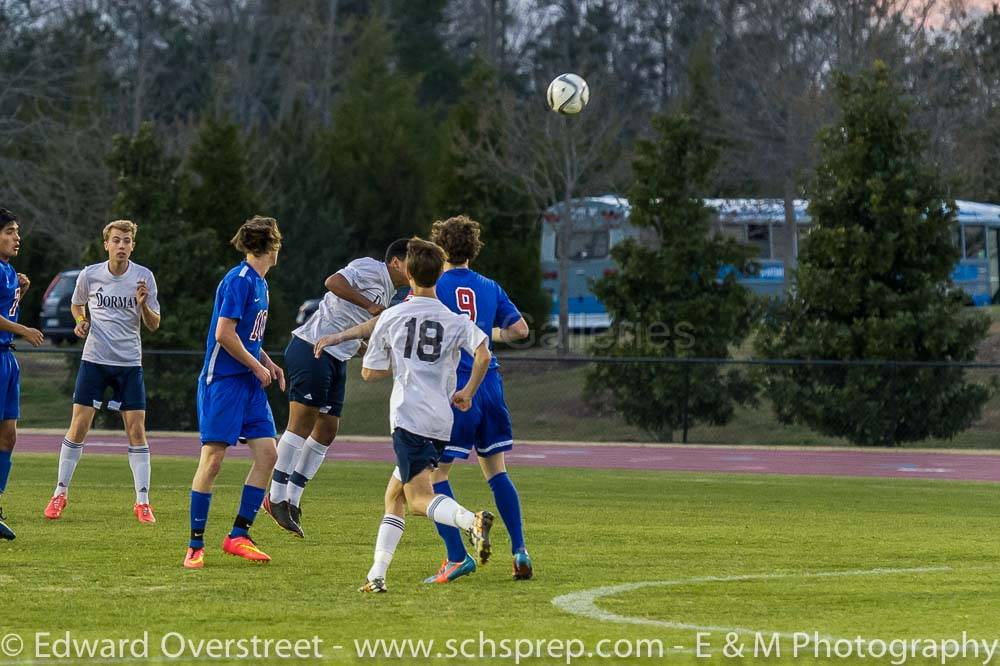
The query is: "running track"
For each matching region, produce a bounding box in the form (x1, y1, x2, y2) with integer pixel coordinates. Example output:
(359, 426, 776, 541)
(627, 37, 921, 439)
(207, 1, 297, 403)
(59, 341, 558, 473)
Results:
(12, 431, 1000, 482)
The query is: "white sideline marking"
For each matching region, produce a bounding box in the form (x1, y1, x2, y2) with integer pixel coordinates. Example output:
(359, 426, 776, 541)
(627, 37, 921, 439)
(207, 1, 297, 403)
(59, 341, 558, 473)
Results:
(552, 565, 952, 653)
(896, 467, 952, 474)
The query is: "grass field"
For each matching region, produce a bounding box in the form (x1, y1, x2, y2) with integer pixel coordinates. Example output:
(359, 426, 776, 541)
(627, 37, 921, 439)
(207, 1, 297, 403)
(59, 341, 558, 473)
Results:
(3, 453, 1000, 665)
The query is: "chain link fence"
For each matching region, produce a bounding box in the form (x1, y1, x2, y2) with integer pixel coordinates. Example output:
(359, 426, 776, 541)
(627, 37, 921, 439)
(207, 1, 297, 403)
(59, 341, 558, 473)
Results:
(13, 348, 1000, 448)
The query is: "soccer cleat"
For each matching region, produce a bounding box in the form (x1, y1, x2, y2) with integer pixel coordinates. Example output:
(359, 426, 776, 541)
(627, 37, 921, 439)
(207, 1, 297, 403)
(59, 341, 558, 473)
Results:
(289, 504, 303, 531)
(134, 503, 156, 524)
(183, 547, 205, 569)
(263, 495, 303, 538)
(222, 534, 271, 563)
(512, 550, 533, 580)
(44, 494, 67, 520)
(466, 510, 494, 566)
(0, 508, 15, 540)
(423, 554, 477, 584)
(358, 577, 387, 593)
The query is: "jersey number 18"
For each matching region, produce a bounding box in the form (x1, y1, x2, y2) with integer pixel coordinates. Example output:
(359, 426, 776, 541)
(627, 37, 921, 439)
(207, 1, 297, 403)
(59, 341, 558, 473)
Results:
(403, 318, 443, 362)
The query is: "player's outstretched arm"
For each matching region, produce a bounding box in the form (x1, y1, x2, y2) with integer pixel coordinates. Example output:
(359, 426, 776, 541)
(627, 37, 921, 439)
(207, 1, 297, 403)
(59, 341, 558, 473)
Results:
(492, 317, 530, 343)
(0, 314, 43, 347)
(361, 366, 390, 382)
(215, 317, 272, 387)
(325, 273, 385, 316)
(313, 315, 380, 358)
(451, 341, 491, 412)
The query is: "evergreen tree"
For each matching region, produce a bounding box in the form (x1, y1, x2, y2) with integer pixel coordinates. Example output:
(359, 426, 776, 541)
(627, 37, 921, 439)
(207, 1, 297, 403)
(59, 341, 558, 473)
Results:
(756, 62, 994, 446)
(324, 16, 442, 256)
(434, 61, 549, 336)
(585, 114, 757, 441)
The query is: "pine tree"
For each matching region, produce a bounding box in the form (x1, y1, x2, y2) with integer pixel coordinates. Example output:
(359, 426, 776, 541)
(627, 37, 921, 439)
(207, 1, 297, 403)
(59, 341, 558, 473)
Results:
(585, 114, 757, 441)
(756, 62, 994, 446)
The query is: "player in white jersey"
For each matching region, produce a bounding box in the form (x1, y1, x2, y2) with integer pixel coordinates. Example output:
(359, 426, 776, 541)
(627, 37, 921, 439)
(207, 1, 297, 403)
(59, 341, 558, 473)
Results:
(43, 220, 161, 523)
(263, 240, 409, 537)
(357, 238, 494, 593)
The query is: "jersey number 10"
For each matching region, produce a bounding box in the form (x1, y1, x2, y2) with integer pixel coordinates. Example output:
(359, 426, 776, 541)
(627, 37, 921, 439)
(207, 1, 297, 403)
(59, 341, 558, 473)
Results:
(403, 318, 443, 362)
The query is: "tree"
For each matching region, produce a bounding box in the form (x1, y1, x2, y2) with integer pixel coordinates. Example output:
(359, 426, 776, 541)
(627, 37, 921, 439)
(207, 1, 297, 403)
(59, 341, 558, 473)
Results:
(756, 62, 994, 446)
(584, 113, 758, 441)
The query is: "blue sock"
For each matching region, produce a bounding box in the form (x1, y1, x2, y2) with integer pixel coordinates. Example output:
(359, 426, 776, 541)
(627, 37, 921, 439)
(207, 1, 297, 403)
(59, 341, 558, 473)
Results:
(0, 450, 11, 495)
(230, 484, 266, 538)
(189, 490, 212, 549)
(488, 472, 525, 554)
(432, 480, 468, 562)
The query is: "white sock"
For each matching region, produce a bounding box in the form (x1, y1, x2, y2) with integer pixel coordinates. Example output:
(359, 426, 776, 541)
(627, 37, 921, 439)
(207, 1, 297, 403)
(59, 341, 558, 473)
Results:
(270, 431, 305, 503)
(426, 494, 474, 531)
(367, 513, 405, 581)
(286, 437, 329, 507)
(127, 445, 151, 504)
(55, 438, 84, 497)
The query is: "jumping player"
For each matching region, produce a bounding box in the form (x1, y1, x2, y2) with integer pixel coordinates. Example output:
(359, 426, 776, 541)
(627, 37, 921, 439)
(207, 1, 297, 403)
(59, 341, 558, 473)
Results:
(43, 220, 161, 524)
(183, 216, 285, 569)
(264, 240, 409, 537)
(357, 237, 493, 593)
(0, 208, 44, 540)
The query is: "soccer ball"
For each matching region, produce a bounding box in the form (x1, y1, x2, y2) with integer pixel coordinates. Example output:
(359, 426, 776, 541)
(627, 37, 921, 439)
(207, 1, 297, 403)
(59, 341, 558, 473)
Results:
(547, 73, 590, 115)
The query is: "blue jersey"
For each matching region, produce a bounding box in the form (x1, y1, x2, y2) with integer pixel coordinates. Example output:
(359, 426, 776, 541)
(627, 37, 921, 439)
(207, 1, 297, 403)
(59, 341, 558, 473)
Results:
(436, 268, 521, 374)
(0, 261, 21, 346)
(201, 262, 269, 383)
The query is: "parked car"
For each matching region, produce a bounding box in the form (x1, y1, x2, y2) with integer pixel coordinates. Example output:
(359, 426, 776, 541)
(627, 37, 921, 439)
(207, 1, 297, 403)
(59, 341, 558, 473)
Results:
(40, 269, 81, 345)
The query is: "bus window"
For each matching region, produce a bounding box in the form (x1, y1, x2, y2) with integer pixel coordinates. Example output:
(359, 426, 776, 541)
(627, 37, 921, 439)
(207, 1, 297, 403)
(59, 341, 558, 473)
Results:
(965, 225, 986, 259)
(747, 224, 771, 259)
(556, 230, 610, 260)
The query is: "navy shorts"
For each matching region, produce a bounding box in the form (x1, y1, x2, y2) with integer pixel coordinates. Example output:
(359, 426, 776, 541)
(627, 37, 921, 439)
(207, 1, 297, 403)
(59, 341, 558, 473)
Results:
(0, 350, 20, 421)
(441, 369, 513, 462)
(198, 373, 276, 446)
(285, 336, 347, 416)
(393, 428, 447, 483)
(73, 360, 146, 411)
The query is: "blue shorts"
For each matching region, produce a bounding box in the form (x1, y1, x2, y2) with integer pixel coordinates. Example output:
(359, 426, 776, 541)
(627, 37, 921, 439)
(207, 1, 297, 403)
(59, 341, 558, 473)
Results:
(285, 336, 347, 416)
(442, 369, 513, 462)
(73, 360, 146, 411)
(0, 350, 20, 421)
(393, 428, 446, 483)
(198, 373, 276, 446)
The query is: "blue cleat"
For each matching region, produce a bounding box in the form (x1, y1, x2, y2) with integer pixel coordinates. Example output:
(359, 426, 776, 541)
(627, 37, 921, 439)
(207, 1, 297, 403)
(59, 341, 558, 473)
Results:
(423, 553, 477, 584)
(512, 550, 532, 580)
(0, 507, 15, 541)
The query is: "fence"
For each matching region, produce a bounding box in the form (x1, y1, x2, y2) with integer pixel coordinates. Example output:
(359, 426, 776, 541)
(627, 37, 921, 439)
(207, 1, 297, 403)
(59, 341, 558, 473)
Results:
(14, 348, 1000, 448)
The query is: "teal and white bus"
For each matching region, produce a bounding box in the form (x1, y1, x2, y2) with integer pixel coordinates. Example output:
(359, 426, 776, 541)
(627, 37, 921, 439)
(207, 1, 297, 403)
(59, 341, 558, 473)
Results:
(540, 196, 1000, 328)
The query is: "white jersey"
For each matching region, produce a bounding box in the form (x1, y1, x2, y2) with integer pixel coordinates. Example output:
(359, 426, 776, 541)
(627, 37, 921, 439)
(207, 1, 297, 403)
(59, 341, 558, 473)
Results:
(293, 257, 395, 361)
(363, 296, 488, 441)
(72, 261, 160, 367)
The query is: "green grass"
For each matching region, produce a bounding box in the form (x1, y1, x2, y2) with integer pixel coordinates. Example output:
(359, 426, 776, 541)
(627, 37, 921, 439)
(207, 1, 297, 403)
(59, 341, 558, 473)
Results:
(3, 454, 1000, 664)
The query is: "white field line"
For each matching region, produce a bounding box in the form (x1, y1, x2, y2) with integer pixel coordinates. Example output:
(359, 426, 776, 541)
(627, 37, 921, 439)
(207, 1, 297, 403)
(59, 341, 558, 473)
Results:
(552, 565, 953, 654)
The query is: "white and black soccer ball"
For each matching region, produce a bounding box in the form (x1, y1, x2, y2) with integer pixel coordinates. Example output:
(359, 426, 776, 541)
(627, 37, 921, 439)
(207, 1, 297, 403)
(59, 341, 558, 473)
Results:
(547, 73, 590, 115)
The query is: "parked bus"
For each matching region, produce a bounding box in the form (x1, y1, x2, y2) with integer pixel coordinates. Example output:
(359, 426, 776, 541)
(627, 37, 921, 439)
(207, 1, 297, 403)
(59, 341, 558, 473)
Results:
(540, 196, 1000, 328)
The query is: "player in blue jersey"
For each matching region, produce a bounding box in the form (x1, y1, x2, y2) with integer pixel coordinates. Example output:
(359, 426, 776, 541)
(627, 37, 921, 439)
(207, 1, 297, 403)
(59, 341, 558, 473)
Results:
(0, 209, 44, 540)
(426, 215, 532, 582)
(183, 216, 285, 569)
(316, 216, 533, 582)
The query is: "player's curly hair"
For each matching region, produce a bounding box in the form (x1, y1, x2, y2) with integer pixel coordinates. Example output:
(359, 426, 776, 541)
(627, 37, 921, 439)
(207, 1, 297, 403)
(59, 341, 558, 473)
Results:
(231, 215, 282, 257)
(406, 236, 446, 288)
(103, 219, 137, 241)
(430, 215, 484, 265)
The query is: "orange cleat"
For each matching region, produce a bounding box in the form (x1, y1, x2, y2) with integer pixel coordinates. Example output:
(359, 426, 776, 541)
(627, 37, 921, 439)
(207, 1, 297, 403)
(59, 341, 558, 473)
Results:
(44, 494, 67, 520)
(183, 547, 205, 569)
(222, 535, 271, 563)
(134, 503, 156, 524)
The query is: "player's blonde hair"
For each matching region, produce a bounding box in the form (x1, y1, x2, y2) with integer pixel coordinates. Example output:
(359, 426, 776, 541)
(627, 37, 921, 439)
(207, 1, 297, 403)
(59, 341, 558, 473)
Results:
(406, 236, 446, 288)
(103, 219, 137, 241)
(231, 215, 282, 256)
(430, 215, 484, 264)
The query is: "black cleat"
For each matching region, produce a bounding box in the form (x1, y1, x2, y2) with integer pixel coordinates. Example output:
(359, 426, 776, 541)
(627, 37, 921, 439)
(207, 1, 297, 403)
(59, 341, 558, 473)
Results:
(289, 504, 305, 537)
(263, 495, 303, 538)
(0, 507, 15, 541)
